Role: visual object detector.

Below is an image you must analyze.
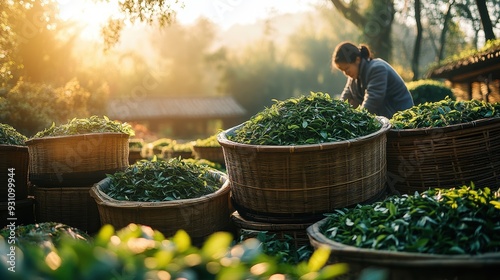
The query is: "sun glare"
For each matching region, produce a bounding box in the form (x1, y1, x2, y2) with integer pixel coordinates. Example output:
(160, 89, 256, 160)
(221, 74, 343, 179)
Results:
(56, 0, 122, 40)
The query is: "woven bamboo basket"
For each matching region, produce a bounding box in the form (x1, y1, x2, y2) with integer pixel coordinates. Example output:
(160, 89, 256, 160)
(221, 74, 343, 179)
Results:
(90, 172, 232, 245)
(231, 211, 313, 250)
(26, 133, 129, 187)
(192, 146, 225, 165)
(0, 144, 29, 202)
(217, 116, 391, 223)
(307, 218, 500, 279)
(33, 185, 101, 234)
(386, 117, 500, 194)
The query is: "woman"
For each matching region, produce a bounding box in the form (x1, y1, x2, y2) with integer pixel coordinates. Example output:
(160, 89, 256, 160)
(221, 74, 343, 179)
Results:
(332, 42, 414, 119)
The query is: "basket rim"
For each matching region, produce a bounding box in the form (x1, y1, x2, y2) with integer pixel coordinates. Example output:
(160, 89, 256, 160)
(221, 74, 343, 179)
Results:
(26, 132, 130, 144)
(388, 116, 500, 136)
(217, 116, 390, 152)
(307, 217, 500, 264)
(90, 171, 230, 207)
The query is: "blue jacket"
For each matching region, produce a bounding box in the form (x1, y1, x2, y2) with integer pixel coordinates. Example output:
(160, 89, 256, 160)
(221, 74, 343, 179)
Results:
(340, 58, 414, 118)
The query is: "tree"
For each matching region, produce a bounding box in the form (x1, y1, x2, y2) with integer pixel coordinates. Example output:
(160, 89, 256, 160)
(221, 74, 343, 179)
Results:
(411, 0, 423, 80)
(150, 18, 218, 96)
(475, 0, 496, 41)
(329, 0, 395, 61)
(0, 0, 79, 87)
(100, 0, 183, 50)
(0, 79, 93, 136)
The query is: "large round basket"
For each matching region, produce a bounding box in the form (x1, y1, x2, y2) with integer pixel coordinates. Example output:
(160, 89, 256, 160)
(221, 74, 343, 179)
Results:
(386, 117, 500, 194)
(90, 172, 232, 246)
(0, 144, 29, 202)
(26, 133, 129, 187)
(218, 116, 391, 223)
(307, 218, 500, 279)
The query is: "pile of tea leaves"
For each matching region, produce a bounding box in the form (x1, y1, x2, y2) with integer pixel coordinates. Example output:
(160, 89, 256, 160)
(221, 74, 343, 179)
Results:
(0, 123, 27, 145)
(228, 92, 381, 145)
(320, 184, 500, 255)
(391, 97, 500, 129)
(33, 115, 135, 138)
(104, 157, 223, 202)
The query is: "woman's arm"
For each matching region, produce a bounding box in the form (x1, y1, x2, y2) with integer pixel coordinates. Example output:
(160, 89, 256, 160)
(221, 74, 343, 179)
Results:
(340, 79, 360, 108)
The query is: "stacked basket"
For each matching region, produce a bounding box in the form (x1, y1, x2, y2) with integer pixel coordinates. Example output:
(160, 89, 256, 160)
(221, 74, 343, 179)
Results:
(218, 93, 391, 247)
(27, 117, 132, 234)
(0, 124, 34, 227)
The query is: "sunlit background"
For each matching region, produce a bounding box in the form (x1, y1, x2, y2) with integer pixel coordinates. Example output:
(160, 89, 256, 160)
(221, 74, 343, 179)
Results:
(1, 0, 498, 140)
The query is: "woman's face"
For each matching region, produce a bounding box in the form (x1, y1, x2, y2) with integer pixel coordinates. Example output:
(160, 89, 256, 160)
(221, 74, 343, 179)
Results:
(335, 57, 360, 79)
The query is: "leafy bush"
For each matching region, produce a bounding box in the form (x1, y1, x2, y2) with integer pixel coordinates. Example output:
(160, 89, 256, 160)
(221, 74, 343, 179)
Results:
(406, 79, 454, 105)
(0, 79, 98, 137)
(0, 223, 349, 279)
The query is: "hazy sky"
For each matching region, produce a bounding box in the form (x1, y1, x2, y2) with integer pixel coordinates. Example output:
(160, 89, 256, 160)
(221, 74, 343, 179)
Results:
(56, 0, 319, 39)
(176, 0, 318, 29)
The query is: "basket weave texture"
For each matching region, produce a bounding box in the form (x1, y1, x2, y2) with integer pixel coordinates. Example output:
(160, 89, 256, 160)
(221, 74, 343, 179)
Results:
(26, 133, 129, 187)
(0, 145, 29, 201)
(218, 116, 391, 219)
(192, 146, 225, 164)
(34, 185, 101, 234)
(386, 117, 500, 194)
(307, 217, 500, 269)
(90, 173, 232, 242)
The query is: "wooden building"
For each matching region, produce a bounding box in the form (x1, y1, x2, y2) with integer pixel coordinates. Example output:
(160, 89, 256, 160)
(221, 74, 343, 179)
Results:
(428, 40, 500, 103)
(107, 96, 246, 139)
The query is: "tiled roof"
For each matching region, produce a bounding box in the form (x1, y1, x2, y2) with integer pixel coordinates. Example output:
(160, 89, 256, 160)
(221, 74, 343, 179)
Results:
(107, 96, 246, 121)
(428, 41, 500, 81)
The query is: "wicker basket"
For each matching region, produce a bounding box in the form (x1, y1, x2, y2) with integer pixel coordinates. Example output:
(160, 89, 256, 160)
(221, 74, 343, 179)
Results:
(307, 218, 500, 279)
(26, 133, 129, 187)
(90, 172, 232, 245)
(231, 211, 313, 250)
(192, 146, 225, 165)
(0, 145, 29, 202)
(217, 116, 391, 222)
(33, 185, 101, 234)
(386, 117, 500, 194)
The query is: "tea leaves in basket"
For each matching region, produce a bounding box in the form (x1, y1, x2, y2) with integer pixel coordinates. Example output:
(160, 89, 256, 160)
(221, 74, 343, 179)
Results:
(228, 92, 381, 145)
(0, 123, 27, 145)
(391, 97, 500, 129)
(104, 157, 222, 202)
(32, 115, 135, 138)
(320, 184, 500, 255)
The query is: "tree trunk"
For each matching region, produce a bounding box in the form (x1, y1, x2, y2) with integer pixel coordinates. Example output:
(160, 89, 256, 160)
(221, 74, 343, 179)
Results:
(329, 0, 394, 61)
(475, 0, 496, 41)
(437, 1, 455, 61)
(412, 0, 422, 81)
